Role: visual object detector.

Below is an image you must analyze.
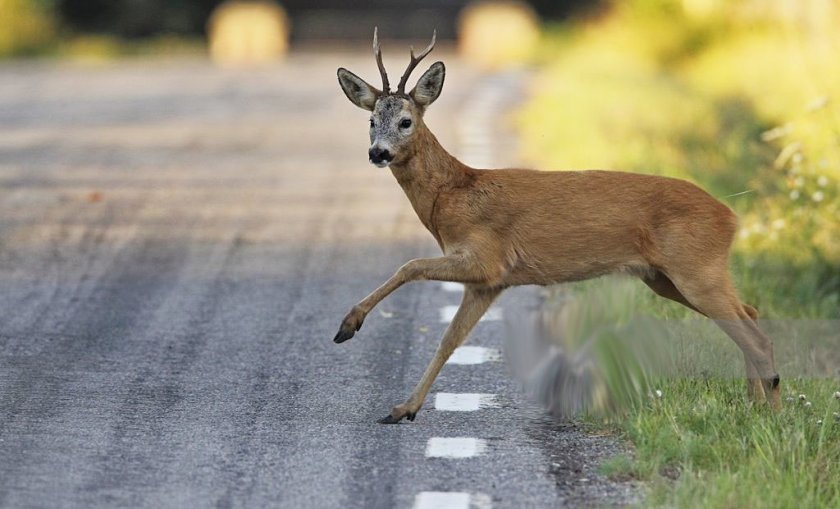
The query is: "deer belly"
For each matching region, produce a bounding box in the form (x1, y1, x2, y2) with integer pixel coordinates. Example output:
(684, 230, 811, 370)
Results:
(505, 236, 649, 285)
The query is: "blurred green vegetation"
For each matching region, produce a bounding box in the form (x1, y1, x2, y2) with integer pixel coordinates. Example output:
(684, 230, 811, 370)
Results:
(0, 0, 212, 58)
(0, 0, 57, 56)
(56, 0, 220, 38)
(521, 0, 840, 318)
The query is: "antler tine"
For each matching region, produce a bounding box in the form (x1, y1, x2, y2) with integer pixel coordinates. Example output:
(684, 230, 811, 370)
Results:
(397, 29, 437, 94)
(372, 27, 390, 93)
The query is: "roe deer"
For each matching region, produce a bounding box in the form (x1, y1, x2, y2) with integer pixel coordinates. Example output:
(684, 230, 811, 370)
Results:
(334, 28, 781, 424)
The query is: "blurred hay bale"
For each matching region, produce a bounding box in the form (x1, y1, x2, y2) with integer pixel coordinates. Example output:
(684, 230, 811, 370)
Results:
(207, 0, 289, 67)
(457, 0, 540, 70)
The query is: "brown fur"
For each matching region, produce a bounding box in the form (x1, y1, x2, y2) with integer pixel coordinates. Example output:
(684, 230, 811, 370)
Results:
(335, 46, 780, 424)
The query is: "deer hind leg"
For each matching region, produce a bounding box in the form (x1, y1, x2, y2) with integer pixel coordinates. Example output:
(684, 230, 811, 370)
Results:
(644, 269, 760, 321)
(644, 270, 766, 403)
(664, 265, 780, 409)
(643, 270, 706, 316)
(379, 285, 502, 424)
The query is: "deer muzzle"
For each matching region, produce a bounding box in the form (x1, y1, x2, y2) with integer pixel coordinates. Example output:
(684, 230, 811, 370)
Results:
(368, 147, 393, 167)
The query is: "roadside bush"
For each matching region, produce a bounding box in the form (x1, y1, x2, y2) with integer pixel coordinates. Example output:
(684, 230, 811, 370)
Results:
(0, 0, 57, 56)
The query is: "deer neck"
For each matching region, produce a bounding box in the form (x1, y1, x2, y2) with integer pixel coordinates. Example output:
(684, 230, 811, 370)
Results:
(389, 124, 473, 235)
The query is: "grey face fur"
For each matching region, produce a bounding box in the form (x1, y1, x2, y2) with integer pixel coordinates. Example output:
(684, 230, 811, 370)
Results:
(368, 96, 415, 167)
(337, 61, 445, 167)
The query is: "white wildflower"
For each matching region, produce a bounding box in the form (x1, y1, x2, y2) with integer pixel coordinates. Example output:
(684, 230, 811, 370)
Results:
(804, 401, 813, 409)
(806, 95, 829, 112)
(772, 219, 785, 230)
(812, 191, 825, 202)
(774, 141, 802, 170)
(760, 124, 791, 142)
(790, 190, 800, 200)
(817, 176, 828, 187)
(655, 389, 663, 399)
(799, 394, 807, 401)
(833, 391, 840, 400)
(817, 419, 823, 425)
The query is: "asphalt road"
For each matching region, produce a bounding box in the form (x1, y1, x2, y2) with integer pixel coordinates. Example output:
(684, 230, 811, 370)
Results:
(0, 53, 636, 508)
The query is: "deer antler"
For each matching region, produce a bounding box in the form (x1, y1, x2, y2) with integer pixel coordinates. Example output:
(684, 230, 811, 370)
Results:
(397, 30, 437, 95)
(373, 27, 390, 93)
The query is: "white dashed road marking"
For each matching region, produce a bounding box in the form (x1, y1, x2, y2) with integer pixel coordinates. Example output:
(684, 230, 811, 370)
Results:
(414, 492, 492, 509)
(413, 71, 522, 509)
(439, 305, 502, 323)
(426, 437, 487, 459)
(414, 492, 471, 509)
(446, 346, 502, 365)
(441, 281, 464, 292)
(434, 393, 499, 411)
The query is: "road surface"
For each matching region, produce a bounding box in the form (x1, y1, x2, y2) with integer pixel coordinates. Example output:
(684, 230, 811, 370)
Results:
(0, 53, 636, 508)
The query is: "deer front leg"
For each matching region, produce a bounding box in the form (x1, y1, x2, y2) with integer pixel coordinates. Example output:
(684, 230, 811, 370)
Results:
(379, 285, 502, 424)
(333, 254, 484, 343)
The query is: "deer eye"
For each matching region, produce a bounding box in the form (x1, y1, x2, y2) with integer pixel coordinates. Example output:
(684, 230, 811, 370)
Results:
(399, 118, 412, 129)
(369, 118, 375, 128)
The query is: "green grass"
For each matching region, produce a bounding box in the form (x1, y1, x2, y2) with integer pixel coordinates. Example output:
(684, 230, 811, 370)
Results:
(548, 277, 840, 508)
(521, 2, 840, 505)
(599, 377, 840, 508)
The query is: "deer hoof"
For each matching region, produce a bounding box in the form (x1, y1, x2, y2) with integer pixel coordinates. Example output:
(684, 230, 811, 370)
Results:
(377, 405, 418, 424)
(333, 327, 356, 344)
(334, 309, 365, 343)
(378, 413, 403, 424)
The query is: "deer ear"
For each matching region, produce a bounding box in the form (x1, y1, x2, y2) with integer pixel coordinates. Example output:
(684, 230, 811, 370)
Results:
(337, 68, 381, 111)
(410, 61, 445, 107)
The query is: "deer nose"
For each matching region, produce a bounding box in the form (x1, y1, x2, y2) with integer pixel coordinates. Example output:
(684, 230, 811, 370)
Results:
(368, 147, 393, 164)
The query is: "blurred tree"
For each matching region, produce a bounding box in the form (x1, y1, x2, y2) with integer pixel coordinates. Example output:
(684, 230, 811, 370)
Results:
(527, 0, 604, 18)
(0, 0, 57, 55)
(57, 0, 223, 37)
(55, 0, 601, 40)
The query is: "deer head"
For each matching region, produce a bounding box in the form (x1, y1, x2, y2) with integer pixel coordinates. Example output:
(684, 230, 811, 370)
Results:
(337, 28, 445, 167)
